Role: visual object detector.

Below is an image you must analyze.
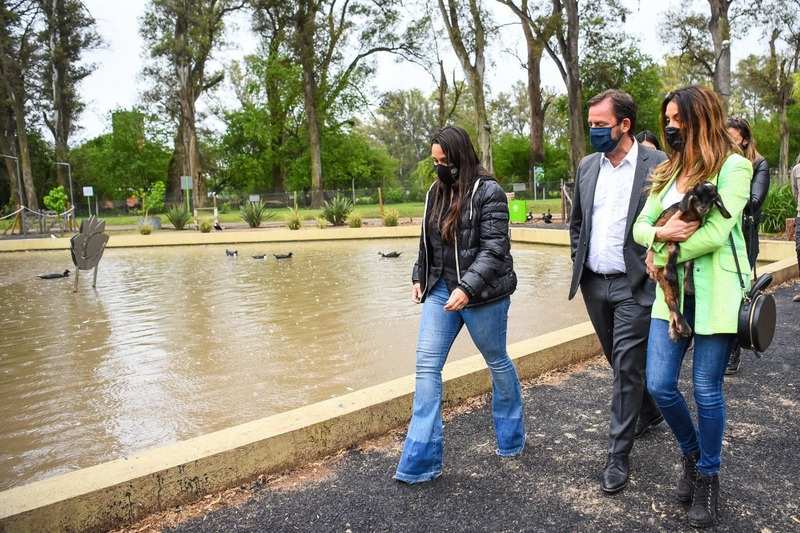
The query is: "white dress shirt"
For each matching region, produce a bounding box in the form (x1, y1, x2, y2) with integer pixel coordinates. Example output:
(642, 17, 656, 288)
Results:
(586, 140, 639, 274)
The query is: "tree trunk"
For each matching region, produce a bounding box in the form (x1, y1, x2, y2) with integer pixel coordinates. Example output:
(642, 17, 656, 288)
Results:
(48, 0, 69, 188)
(468, 69, 493, 173)
(168, 130, 184, 204)
(562, 0, 585, 176)
(11, 95, 37, 210)
(437, 60, 448, 129)
(707, 0, 731, 113)
(778, 98, 789, 183)
(520, 1, 545, 167)
(297, 3, 323, 207)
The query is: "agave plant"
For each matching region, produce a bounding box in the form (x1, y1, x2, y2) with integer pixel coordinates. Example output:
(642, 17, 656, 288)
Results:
(165, 205, 192, 230)
(383, 208, 399, 227)
(240, 201, 274, 228)
(321, 195, 353, 226)
(286, 206, 302, 230)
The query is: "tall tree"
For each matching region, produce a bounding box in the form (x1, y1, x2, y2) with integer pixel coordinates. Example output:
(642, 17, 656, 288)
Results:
(497, 0, 553, 190)
(283, 0, 416, 207)
(140, 0, 245, 205)
(0, 0, 41, 209)
(438, 0, 494, 173)
(707, 0, 733, 112)
(38, 0, 101, 194)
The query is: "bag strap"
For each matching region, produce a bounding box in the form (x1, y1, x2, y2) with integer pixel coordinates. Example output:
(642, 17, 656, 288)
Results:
(728, 234, 746, 291)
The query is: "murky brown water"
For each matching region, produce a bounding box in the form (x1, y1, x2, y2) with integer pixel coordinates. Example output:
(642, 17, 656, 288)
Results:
(0, 239, 586, 489)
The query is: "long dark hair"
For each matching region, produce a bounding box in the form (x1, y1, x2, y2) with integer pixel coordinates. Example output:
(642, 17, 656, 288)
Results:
(726, 116, 761, 163)
(430, 126, 488, 242)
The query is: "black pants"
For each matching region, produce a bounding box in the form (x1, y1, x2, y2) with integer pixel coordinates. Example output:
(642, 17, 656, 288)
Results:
(580, 271, 661, 456)
(795, 217, 800, 272)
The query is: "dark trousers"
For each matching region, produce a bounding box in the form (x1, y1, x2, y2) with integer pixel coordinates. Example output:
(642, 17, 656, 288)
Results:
(796, 217, 800, 272)
(580, 271, 661, 456)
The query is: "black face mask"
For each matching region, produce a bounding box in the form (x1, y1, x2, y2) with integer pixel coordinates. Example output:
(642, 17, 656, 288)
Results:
(665, 126, 684, 152)
(435, 163, 458, 185)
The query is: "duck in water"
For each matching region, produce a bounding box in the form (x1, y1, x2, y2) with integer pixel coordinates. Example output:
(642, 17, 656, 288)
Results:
(252, 254, 266, 259)
(274, 252, 293, 259)
(225, 249, 238, 257)
(38, 269, 70, 279)
(379, 251, 402, 258)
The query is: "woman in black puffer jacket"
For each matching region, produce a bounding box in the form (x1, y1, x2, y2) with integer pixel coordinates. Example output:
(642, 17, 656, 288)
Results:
(725, 117, 771, 375)
(395, 126, 525, 484)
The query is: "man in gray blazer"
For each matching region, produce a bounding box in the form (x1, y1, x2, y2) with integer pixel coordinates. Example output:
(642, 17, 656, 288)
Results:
(568, 89, 667, 494)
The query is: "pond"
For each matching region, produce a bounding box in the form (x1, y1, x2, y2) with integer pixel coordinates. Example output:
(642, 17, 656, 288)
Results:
(0, 238, 587, 489)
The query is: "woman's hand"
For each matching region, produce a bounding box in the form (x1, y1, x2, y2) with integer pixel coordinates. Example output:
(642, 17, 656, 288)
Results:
(646, 250, 658, 280)
(411, 283, 422, 303)
(655, 211, 700, 242)
(443, 287, 470, 311)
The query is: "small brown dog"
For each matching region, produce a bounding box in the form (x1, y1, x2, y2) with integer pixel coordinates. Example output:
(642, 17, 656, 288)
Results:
(653, 181, 731, 340)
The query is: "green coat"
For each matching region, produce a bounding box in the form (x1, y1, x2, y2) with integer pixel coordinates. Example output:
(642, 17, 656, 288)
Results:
(632, 153, 753, 335)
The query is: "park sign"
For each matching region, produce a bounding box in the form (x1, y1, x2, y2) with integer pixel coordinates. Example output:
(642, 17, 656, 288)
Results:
(249, 194, 260, 203)
(512, 182, 527, 192)
(82, 186, 94, 197)
(181, 176, 193, 190)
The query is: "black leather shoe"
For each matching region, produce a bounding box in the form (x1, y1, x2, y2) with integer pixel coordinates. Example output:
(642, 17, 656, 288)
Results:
(634, 413, 665, 439)
(677, 450, 700, 503)
(725, 346, 741, 375)
(601, 454, 629, 494)
(688, 473, 720, 528)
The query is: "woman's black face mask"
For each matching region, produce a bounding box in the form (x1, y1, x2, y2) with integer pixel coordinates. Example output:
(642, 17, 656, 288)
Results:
(435, 163, 458, 185)
(665, 126, 684, 152)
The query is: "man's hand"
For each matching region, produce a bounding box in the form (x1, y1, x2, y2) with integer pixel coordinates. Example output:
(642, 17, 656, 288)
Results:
(656, 211, 700, 243)
(443, 287, 470, 311)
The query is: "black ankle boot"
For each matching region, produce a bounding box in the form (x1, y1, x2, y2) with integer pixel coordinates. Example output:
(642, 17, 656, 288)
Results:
(688, 473, 720, 528)
(677, 450, 700, 503)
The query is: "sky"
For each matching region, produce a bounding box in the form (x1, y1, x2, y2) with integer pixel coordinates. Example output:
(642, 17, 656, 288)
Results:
(75, 0, 763, 143)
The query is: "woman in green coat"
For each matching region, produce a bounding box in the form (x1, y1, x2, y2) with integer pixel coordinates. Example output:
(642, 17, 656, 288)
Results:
(632, 85, 752, 529)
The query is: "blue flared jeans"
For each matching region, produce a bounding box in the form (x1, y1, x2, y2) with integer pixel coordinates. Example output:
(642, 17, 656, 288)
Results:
(394, 280, 525, 483)
(646, 297, 735, 476)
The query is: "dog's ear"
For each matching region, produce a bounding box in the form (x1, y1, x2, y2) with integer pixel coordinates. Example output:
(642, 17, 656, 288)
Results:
(714, 195, 732, 218)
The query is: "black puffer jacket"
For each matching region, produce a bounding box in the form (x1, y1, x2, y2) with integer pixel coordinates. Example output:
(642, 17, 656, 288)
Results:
(412, 177, 517, 308)
(743, 156, 770, 267)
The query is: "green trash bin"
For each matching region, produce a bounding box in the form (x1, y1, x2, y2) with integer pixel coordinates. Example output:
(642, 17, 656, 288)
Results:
(509, 199, 527, 224)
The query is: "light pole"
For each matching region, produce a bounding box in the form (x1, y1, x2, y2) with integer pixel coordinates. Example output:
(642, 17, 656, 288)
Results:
(1, 153, 25, 234)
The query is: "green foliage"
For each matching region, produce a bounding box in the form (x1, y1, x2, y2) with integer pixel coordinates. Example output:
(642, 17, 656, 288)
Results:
(286, 129, 398, 191)
(240, 200, 274, 228)
(383, 187, 407, 204)
(383, 208, 399, 227)
(199, 219, 213, 233)
(760, 184, 797, 234)
(139, 224, 153, 235)
(321, 195, 353, 226)
(348, 212, 363, 228)
(750, 104, 800, 170)
(70, 109, 171, 200)
(43, 186, 68, 213)
(316, 216, 328, 229)
(165, 205, 192, 230)
(492, 134, 530, 188)
(135, 180, 166, 217)
(286, 207, 302, 230)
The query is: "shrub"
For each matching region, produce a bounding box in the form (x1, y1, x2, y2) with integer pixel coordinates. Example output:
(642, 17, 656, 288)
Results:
(383, 208, 399, 227)
(166, 205, 192, 230)
(760, 184, 797, 234)
(240, 201, 274, 228)
(286, 206, 302, 230)
(383, 187, 406, 204)
(348, 213, 362, 228)
(135, 181, 166, 217)
(199, 219, 212, 233)
(356, 195, 375, 205)
(321, 195, 353, 226)
(43, 185, 68, 213)
(316, 216, 328, 229)
(139, 224, 152, 235)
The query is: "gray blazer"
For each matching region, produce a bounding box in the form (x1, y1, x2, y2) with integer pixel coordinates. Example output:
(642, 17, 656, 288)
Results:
(568, 144, 668, 307)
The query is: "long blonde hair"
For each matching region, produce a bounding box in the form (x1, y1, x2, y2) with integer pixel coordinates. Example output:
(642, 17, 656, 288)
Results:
(651, 86, 740, 193)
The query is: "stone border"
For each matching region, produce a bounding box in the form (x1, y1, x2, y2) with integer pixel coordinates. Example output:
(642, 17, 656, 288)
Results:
(0, 322, 601, 532)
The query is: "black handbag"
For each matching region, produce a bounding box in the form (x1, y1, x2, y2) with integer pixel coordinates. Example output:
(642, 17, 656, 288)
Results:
(729, 235, 777, 354)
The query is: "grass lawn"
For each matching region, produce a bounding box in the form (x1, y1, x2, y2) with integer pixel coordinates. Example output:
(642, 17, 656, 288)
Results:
(81, 198, 564, 227)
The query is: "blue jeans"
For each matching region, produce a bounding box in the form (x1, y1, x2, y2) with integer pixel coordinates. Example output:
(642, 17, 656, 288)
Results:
(395, 280, 525, 483)
(646, 297, 734, 476)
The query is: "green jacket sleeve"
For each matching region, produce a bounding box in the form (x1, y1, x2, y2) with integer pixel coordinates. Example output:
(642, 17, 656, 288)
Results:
(632, 192, 663, 251)
(652, 155, 752, 267)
